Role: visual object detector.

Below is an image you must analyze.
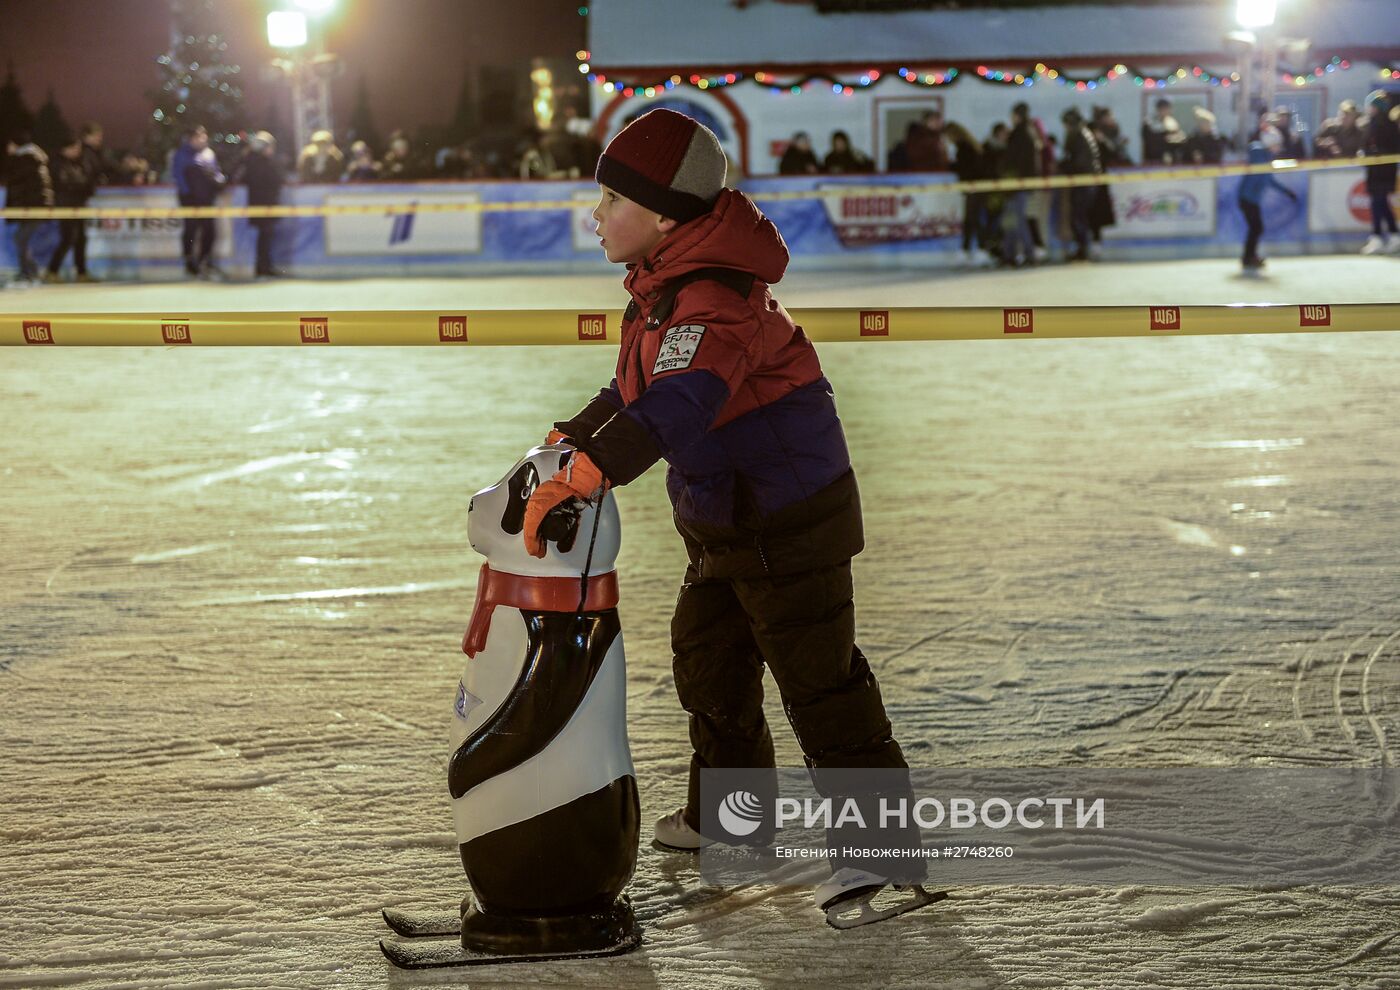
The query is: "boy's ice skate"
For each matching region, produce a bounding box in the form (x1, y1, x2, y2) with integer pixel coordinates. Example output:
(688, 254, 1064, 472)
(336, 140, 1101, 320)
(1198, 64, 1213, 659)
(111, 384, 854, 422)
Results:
(652, 807, 717, 852)
(1359, 234, 1387, 255)
(815, 867, 946, 930)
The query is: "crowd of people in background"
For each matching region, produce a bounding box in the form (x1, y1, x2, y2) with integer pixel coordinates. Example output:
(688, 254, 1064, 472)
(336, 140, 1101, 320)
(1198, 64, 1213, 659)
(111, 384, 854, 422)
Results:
(863, 100, 1129, 268)
(5, 86, 1399, 284)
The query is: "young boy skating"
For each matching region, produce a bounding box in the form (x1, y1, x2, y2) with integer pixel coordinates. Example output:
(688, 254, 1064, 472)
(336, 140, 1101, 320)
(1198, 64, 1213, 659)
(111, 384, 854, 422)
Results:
(520, 109, 925, 918)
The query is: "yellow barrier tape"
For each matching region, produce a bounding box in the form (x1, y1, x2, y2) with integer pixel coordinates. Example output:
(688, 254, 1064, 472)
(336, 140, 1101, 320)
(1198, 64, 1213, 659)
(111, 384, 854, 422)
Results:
(3, 304, 1395, 346)
(3, 155, 1396, 220)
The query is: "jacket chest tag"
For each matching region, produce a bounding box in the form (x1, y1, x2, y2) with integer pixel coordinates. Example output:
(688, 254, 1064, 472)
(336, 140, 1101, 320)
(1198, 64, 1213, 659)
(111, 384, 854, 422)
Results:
(652, 325, 707, 375)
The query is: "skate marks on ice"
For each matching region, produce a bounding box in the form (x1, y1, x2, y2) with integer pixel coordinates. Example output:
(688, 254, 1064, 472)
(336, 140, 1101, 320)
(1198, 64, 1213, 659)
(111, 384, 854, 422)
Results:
(893, 885, 1400, 988)
(642, 858, 827, 930)
(6, 339, 1400, 987)
(1284, 596, 1400, 768)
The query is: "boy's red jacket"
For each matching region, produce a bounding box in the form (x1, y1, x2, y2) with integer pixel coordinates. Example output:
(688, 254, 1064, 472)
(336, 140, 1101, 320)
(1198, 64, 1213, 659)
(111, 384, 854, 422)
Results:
(558, 189, 854, 529)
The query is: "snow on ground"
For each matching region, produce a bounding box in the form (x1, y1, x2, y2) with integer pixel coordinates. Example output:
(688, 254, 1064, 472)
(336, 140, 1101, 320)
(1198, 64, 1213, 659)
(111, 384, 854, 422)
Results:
(1, 257, 1398, 989)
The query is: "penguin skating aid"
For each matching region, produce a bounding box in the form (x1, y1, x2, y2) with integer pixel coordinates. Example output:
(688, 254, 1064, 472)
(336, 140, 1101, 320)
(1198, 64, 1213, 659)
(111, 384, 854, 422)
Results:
(380, 445, 641, 969)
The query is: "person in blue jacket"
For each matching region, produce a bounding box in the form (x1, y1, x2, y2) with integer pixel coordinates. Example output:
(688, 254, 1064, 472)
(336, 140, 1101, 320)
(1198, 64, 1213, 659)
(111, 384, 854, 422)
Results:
(1237, 140, 1298, 270)
(172, 125, 226, 277)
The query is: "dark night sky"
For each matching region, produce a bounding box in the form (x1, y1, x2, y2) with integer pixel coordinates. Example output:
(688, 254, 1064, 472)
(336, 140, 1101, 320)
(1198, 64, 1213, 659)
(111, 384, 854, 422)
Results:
(0, 0, 588, 150)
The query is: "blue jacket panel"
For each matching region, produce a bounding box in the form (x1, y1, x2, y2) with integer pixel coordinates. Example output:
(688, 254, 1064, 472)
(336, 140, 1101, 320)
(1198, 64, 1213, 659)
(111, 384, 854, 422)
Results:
(661, 376, 852, 527)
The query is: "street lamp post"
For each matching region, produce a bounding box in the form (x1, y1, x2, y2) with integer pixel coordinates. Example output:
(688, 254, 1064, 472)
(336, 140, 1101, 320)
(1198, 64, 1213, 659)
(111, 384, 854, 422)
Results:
(1228, 0, 1278, 147)
(267, 2, 339, 153)
(1227, 2, 1313, 151)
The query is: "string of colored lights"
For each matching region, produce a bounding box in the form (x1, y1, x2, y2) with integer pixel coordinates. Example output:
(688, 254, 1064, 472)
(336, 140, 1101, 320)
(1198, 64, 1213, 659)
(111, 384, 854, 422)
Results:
(573, 50, 1399, 99)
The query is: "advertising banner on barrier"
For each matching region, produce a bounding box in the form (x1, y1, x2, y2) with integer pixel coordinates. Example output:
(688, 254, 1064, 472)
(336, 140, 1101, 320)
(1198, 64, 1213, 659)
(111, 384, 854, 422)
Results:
(816, 184, 962, 246)
(1102, 176, 1216, 239)
(1307, 167, 1400, 233)
(0, 168, 1363, 276)
(323, 190, 482, 256)
(85, 193, 234, 262)
(572, 189, 600, 252)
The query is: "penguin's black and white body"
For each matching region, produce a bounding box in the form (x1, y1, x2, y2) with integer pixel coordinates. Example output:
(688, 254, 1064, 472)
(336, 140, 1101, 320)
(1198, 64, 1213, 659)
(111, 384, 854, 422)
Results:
(448, 444, 640, 957)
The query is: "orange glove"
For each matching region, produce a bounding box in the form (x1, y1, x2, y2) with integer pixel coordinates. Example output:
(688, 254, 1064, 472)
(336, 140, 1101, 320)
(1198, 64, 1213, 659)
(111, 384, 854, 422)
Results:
(545, 429, 568, 445)
(522, 451, 609, 558)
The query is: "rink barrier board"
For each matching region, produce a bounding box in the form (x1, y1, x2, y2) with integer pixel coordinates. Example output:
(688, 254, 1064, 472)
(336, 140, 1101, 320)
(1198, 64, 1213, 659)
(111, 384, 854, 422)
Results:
(2, 154, 1397, 220)
(4, 304, 1396, 346)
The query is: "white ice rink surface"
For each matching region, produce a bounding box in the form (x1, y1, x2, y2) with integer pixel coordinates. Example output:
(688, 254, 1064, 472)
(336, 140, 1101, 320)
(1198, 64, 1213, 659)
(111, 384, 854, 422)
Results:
(2, 255, 1399, 311)
(2, 258, 1398, 988)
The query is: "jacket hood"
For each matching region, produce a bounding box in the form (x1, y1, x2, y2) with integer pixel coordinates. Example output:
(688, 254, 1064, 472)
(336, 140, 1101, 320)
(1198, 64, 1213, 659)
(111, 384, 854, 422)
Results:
(626, 188, 789, 299)
(13, 143, 47, 162)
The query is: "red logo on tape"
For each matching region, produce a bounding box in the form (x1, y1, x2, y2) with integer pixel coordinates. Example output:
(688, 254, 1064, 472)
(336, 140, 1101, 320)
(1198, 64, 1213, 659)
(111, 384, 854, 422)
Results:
(1003, 308, 1033, 334)
(1298, 305, 1331, 327)
(22, 320, 53, 344)
(300, 316, 330, 343)
(438, 315, 468, 342)
(161, 321, 192, 344)
(578, 314, 607, 340)
(859, 311, 890, 336)
(1149, 306, 1181, 331)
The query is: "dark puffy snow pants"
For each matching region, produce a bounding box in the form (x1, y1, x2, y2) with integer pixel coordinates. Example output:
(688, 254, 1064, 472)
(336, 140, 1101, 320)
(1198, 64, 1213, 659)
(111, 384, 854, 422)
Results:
(671, 551, 923, 877)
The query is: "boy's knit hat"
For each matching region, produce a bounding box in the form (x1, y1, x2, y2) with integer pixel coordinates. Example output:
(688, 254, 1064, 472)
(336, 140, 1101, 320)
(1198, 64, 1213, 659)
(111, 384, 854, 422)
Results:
(595, 109, 727, 223)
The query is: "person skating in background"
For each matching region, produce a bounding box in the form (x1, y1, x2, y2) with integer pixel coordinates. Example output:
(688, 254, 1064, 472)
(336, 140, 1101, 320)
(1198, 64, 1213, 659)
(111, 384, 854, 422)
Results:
(1091, 105, 1132, 167)
(1187, 107, 1229, 164)
(174, 125, 227, 277)
(240, 131, 284, 278)
(943, 121, 991, 266)
(1314, 99, 1365, 160)
(44, 135, 96, 282)
(517, 127, 562, 180)
(906, 110, 949, 171)
(1359, 90, 1400, 255)
(1237, 140, 1299, 271)
(379, 131, 423, 180)
(4, 131, 53, 286)
(1059, 108, 1103, 262)
(534, 108, 926, 915)
(1002, 101, 1043, 266)
(887, 111, 948, 173)
(1270, 107, 1308, 159)
(79, 122, 107, 188)
(1026, 114, 1054, 262)
(343, 140, 380, 182)
(1141, 97, 1187, 164)
(980, 122, 1010, 261)
(115, 150, 155, 185)
(778, 131, 820, 174)
(821, 130, 872, 174)
(297, 130, 344, 183)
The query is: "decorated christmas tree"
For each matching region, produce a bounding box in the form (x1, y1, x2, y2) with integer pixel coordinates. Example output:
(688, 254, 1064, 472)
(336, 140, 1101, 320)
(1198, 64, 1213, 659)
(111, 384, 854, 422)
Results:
(0, 62, 35, 144)
(33, 90, 73, 152)
(147, 0, 247, 161)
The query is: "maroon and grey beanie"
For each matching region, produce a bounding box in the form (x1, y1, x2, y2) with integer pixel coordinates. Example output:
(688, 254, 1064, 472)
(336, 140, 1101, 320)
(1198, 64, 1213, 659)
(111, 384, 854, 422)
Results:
(595, 109, 727, 223)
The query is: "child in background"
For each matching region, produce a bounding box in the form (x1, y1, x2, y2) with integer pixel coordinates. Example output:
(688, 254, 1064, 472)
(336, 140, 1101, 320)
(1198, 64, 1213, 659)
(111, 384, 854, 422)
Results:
(1237, 139, 1298, 271)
